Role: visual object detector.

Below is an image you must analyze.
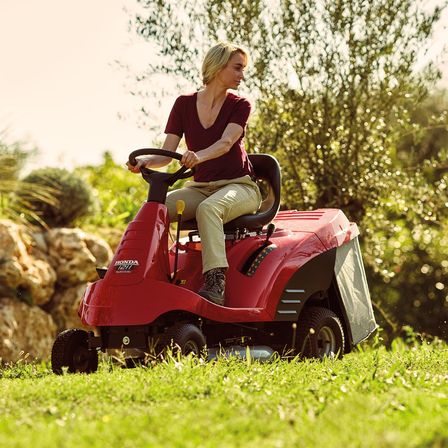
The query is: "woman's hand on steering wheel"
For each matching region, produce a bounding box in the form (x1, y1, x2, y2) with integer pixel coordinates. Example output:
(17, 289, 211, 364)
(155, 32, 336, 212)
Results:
(127, 148, 195, 183)
(126, 156, 151, 173)
(181, 150, 201, 169)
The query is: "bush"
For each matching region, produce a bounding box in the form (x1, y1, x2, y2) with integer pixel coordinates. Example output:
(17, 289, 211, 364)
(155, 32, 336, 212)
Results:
(18, 168, 94, 228)
(0, 135, 56, 225)
(74, 152, 147, 229)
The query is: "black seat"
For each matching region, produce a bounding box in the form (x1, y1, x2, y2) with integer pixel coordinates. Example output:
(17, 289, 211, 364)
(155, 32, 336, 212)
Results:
(180, 153, 281, 232)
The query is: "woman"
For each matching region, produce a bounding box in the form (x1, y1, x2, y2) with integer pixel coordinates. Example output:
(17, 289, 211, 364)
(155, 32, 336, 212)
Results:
(128, 42, 261, 306)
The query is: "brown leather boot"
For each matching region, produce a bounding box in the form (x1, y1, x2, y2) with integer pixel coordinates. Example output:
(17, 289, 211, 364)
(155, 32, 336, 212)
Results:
(198, 268, 226, 306)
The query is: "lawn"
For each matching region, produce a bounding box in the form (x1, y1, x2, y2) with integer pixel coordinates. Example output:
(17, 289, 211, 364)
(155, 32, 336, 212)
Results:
(1, 340, 447, 448)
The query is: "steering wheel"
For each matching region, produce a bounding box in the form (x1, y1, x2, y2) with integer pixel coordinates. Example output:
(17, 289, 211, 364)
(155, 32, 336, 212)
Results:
(128, 148, 195, 184)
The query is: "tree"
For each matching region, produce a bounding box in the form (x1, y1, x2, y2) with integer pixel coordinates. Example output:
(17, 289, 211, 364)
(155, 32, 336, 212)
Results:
(396, 88, 448, 176)
(130, 0, 448, 337)
(132, 0, 444, 218)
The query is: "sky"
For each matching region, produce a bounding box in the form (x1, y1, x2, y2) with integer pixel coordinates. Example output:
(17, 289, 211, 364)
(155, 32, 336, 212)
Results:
(0, 0, 164, 171)
(0, 1, 447, 172)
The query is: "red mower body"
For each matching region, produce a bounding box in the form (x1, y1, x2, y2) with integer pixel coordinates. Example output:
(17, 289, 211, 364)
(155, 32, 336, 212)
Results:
(79, 203, 360, 326)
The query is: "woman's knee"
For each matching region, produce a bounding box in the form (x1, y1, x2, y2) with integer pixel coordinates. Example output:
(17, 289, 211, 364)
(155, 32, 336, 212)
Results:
(165, 195, 177, 220)
(196, 201, 221, 222)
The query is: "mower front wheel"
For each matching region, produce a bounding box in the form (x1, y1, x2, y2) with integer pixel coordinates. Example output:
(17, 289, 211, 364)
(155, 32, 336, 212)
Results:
(296, 307, 345, 359)
(163, 323, 206, 356)
(51, 329, 98, 374)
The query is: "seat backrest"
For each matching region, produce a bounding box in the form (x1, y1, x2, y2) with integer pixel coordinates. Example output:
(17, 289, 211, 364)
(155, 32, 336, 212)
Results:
(180, 153, 281, 232)
(223, 153, 281, 231)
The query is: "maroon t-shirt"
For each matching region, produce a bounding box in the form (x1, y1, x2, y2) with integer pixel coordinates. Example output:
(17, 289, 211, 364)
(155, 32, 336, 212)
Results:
(164, 92, 254, 182)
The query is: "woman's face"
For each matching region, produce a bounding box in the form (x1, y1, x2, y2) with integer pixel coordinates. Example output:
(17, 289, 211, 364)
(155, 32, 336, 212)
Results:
(217, 52, 247, 89)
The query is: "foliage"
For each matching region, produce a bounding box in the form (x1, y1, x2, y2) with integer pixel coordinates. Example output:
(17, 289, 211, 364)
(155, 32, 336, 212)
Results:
(364, 161, 448, 338)
(397, 88, 448, 170)
(74, 152, 147, 229)
(0, 343, 447, 447)
(361, 92, 448, 339)
(0, 135, 57, 226)
(0, 136, 30, 182)
(130, 0, 448, 337)
(17, 167, 93, 228)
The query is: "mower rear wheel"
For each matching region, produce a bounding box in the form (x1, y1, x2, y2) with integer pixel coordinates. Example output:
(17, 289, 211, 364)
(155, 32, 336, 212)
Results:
(296, 307, 345, 359)
(51, 329, 98, 374)
(163, 323, 206, 356)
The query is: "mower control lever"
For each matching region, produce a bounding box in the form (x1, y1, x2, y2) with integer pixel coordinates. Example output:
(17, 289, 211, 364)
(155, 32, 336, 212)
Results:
(172, 200, 185, 283)
(264, 223, 275, 245)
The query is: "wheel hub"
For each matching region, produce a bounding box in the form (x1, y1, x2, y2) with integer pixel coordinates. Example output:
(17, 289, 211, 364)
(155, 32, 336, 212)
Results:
(317, 326, 336, 357)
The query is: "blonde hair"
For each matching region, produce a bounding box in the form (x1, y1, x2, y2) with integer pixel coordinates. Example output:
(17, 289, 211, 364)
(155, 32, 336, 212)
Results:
(202, 42, 249, 85)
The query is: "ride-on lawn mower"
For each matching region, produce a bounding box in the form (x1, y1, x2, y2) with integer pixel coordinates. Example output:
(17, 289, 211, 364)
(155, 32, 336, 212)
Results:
(51, 149, 377, 374)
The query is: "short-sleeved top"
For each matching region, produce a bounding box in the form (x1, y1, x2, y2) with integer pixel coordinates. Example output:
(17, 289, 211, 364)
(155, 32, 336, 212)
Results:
(164, 92, 254, 182)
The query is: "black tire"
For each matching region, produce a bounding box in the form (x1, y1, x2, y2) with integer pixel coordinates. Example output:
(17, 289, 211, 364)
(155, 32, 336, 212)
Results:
(296, 307, 345, 359)
(163, 323, 206, 356)
(51, 329, 98, 374)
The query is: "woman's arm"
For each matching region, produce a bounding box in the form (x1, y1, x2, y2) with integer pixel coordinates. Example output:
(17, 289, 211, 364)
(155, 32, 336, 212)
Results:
(127, 134, 181, 172)
(181, 123, 243, 168)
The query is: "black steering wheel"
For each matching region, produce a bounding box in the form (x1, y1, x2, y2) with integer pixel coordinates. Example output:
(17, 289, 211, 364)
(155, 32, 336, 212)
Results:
(128, 148, 195, 184)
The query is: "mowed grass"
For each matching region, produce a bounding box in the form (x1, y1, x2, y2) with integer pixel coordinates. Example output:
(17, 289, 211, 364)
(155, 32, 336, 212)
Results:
(1, 341, 447, 448)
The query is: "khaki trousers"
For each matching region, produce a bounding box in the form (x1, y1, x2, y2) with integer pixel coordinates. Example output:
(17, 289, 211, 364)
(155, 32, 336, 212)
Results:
(166, 175, 262, 273)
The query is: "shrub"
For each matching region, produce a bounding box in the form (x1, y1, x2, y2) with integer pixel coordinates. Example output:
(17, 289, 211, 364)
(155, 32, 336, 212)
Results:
(0, 135, 57, 225)
(18, 168, 94, 228)
(75, 152, 147, 229)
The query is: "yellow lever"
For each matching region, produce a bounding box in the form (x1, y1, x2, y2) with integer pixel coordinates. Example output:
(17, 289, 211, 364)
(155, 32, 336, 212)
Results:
(176, 199, 185, 215)
(172, 199, 185, 283)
